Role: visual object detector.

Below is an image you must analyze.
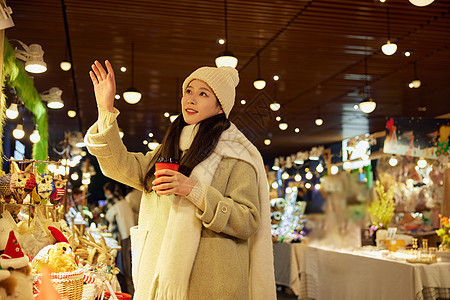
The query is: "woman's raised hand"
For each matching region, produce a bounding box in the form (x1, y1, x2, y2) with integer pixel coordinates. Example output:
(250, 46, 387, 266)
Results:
(89, 60, 116, 112)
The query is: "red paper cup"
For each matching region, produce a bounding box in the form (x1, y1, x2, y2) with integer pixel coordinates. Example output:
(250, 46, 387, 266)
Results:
(155, 158, 179, 178)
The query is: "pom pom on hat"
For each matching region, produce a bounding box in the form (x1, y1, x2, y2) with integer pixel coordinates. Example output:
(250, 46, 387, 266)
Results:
(48, 226, 68, 243)
(182, 66, 239, 117)
(0, 231, 29, 269)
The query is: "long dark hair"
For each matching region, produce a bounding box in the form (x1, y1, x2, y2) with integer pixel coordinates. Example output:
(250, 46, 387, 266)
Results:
(144, 112, 230, 192)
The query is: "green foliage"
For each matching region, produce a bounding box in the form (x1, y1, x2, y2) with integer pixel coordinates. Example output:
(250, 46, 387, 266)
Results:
(2, 37, 48, 171)
(367, 180, 396, 229)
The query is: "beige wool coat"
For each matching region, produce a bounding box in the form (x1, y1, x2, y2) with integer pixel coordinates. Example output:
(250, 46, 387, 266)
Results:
(85, 120, 262, 299)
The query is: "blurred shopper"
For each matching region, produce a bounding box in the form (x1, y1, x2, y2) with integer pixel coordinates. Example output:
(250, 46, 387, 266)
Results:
(103, 181, 135, 295)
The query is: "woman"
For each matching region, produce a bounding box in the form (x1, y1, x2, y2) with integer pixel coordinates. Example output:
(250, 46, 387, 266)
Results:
(85, 60, 276, 299)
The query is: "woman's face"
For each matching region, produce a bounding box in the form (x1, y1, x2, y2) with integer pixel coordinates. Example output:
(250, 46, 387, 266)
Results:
(181, 79, 223, 125)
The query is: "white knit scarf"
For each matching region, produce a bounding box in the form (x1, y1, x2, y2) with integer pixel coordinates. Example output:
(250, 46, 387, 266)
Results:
(148, 123, 276, 300)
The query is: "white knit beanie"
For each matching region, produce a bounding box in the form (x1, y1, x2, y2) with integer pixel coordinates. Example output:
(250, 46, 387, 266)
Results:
(182, 66, 239, 117)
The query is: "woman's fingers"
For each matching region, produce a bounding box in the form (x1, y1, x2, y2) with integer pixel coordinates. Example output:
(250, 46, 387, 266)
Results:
(89, 71, 98, 85)
(91, 63, 102, 81)
(94, 60, 107, 80)
(105, 60, 115, 81)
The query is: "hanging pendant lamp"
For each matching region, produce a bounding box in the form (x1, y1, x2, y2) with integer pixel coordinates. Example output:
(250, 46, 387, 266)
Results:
(360, 57, 377, 114)
(381, 6, 397, 56)
(123, 42, 142, 104)
(270, 78, 281, 111)
(215, 0, 238, 68)
(409, 0, 434, 6)
(253, 55, 266, 90)
(409, 61, 421, 88)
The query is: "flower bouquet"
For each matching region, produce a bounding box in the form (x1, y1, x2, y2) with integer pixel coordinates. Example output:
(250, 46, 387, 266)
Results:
(436, 215, 450, 261)
(367, 180, 395, 236)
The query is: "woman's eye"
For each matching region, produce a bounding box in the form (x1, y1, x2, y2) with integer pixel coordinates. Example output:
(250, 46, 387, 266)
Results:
(186, 89, 192, 94)
(200, 92, 207, 96)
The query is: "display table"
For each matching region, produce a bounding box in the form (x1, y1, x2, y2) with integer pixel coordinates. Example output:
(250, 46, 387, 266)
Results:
(273, 243, 303, 295)
(298, 244, 450, 300)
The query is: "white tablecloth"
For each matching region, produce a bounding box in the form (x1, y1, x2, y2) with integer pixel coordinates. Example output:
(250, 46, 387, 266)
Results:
(273, 243, 303, 295)
(298, 245, 450, 300)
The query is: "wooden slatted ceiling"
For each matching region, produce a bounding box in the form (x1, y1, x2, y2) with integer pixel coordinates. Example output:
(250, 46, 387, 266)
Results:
(5, 0, 450, 161)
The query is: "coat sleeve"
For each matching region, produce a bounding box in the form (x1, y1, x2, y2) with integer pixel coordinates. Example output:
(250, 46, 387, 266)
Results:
(188, 159, 260, 240)
(84, 119, 159, 191)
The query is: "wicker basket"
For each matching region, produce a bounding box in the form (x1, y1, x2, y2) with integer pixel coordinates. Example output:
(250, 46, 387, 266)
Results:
(36, 268, 84, 300)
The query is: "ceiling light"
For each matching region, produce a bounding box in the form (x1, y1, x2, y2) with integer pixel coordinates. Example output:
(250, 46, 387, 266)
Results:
(217, 38, 226, 45)
(305, 172, 313, 180)
(215, 1, 238, 68)
(279, 123, 288, 130)
(253, 79, 266, 90)
(314, 184, 321, 190)
(353, 104, 359, 110)
(331, 165, 339, 175)
(12, 124, 25, 139)
(67, 110, 77, 118)
(71, 172, 79, 181)
(216, 50, 238, 68)
(270, 102, 281, 111)
(253, 54, 266, 90)
(14, 41, 47, 73)
(409, 0, 434, 6)
(264, 138, 271, 146)
(315, 106, 323, 126)
(120, 67, 127, 72)
(410, 62, 421, 88)
(115, 94, 120, 99)
(360, 57, 376, 113)
(148, 140, 159, 150)
(408, 82, 414, 88)
(6, 103, 19, 119)
(276, 116, 281, 122)
(272, 158, 280, 170)
(60, 60, 71, 71)
(381, 7, 397, 56)
(411, 79, 421, 88)
(240, 99, 246, 105)
(417, 157, 427, 168)
(294, 174, 302, 182)
(382, 41, 397, 56)
(123, 87, 142, 104)
(123, 42, 142, 104)
(164, 112, 170, 118)
(273, 75, 279, 81)
(404, 51, 412, 57)
(295, 128, 300, 133)
(389, 156, 398, 166)
(316, 164, 324, 173)
(305, 182, 311, 189)
(169, 115, 178, 123)
(281, 172, 289, 180)
(360, 97, 376, 114)
(271, 181, 279, 189)
(41, 87, 64, 109)
(148, 132, 154, 138)
(30, 127, 40, 143)
(143, 140, 148, 145)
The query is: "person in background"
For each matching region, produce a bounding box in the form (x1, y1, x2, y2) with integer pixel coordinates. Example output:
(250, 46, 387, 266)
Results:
(103, 181, 135, 295)
(85, 60, 276, 299)
(125, 187, 142, 225)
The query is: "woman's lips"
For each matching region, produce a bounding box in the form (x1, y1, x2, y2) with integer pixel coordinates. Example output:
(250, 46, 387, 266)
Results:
(185, 108, 197, 114)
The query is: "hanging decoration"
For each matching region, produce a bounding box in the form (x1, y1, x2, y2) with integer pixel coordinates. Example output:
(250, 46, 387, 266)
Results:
(383, 117, 450, 159)
(2, 38, 48, 169)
